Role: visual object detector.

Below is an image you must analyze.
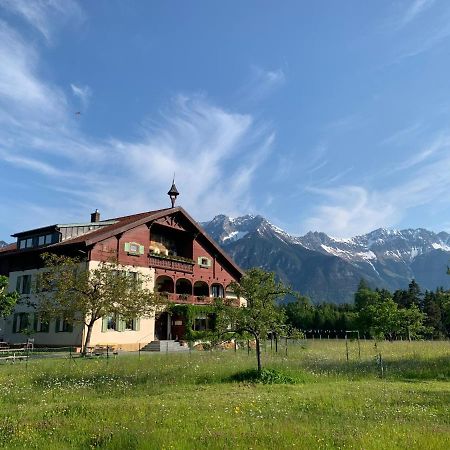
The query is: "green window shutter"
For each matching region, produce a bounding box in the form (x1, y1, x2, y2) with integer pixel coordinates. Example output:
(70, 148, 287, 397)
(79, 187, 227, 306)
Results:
(117, 317, 126, 332)
(101, 317, 108, 333)
(55, 318, 60, 333)
(133, 318, 140, 331)
(33, 313, 38, 332)
(16, 276, 21, 293)
(67, 322, 73, 333)
(139, 245, 145, 255)
(124, 242, 130, 252)
(12, 313, 18, 333)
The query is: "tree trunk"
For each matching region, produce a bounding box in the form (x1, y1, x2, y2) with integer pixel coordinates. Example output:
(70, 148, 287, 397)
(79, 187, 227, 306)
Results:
(82, 322, 94, 356)
(255, 335, 262, 373)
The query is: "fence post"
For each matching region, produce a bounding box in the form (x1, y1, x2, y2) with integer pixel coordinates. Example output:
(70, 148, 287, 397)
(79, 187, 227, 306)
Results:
(345, 334, 349, 362)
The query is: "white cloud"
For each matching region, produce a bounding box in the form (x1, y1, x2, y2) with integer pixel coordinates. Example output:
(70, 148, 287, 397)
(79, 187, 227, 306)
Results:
(0, 11, 274, 228)
(70, 83, 92, 110)
(0, 0, 84, 42)
(397, 0, 435, 29)
(302, 132, 450, 237)
(238, 66, 286, 103)
(303, 186, 399, 238)
(0, 21, 67, 120)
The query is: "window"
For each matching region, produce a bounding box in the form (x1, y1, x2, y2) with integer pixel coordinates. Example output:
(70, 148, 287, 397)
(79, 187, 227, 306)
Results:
(37, 234, 53, 246)
(19, 238, 34, 249)
(127, 271, 139, 281)
(55, 318, 73, 333)
(16, 275, 32, 295)
(211, 284, 224, 298)
(106, 315, 116, 331)
(35, 315, 49, 333)
(12, 313, 30, 333)
(102, 316, 140, 332)
(192, 314, 215, 331)
(124, 242, 144, 255)
(198, 256, 211, 268)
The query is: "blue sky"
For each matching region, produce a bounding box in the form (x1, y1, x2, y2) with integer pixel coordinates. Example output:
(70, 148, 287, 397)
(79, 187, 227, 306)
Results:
(1, 0, 450, 241)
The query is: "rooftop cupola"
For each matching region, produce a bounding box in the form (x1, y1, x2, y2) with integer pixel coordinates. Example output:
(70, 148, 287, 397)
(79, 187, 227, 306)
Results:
(167, 180, 179, 208)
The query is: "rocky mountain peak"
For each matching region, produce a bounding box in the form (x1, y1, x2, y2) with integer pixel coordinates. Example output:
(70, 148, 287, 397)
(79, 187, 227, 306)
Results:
(202, 214, 450, 303)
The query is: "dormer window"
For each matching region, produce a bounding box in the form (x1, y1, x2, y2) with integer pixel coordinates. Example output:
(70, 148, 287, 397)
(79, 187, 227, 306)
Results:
(19, 238, 33, 249)
(38, 234, 53, 246)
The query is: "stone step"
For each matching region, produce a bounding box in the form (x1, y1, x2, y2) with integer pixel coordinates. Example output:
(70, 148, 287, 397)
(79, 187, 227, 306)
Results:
(140, 340, 189, 352)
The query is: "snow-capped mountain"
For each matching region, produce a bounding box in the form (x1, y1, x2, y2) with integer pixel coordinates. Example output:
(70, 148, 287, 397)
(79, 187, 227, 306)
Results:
(0, 241, 7, 248)
(202, 215, 450, 303)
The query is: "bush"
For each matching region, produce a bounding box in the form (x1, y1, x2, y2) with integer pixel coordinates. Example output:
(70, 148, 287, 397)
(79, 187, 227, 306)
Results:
(229, 368, 296, 384)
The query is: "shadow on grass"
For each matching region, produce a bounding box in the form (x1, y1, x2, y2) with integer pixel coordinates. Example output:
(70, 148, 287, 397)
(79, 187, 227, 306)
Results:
(226, 368, 297, 384)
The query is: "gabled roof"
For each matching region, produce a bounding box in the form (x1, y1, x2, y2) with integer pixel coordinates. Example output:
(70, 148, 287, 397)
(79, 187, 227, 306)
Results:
(1, 207, 243, 277)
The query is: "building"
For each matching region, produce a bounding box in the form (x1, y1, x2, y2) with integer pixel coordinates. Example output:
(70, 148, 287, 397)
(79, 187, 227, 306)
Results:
(0, 185, 243, 350)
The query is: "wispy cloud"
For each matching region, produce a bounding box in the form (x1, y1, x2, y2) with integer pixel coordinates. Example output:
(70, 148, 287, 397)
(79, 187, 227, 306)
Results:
(238, 66, 286, 104)
(0, 7, 274, 232)
(393, 0, 436, 29)
(0, 0, 84, 42)
(70, 83, 92, 110)
(302, 131, 450, 236)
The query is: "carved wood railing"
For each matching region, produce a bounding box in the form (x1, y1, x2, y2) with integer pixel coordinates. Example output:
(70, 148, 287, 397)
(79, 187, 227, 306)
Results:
(149, 255, 195, 273)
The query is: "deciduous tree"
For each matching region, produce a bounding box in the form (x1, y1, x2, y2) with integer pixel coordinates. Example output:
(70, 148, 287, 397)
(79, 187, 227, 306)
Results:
(0, 275, 19, 318)
(35, 253, 160, 354)
(214, 268, 289, 373)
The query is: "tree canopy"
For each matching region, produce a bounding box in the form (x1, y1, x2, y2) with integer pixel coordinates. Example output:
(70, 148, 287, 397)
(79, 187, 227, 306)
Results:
(214, 268, 289, 372)
(0, 275, 19, 318)
(35, 253, 160, 353)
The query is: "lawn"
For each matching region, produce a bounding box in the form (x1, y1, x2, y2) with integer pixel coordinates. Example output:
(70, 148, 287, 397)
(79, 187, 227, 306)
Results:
(0, 340, 449, 449)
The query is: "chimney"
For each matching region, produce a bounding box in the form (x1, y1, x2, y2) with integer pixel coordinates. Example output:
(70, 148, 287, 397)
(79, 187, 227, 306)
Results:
(91, 209, 100, 223)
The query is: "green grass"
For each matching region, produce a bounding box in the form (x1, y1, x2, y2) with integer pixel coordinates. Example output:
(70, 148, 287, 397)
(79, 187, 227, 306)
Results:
(0, 340, 449, 449)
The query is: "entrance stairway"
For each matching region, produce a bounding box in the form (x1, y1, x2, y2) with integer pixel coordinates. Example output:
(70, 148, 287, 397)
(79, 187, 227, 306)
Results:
(140, 340, 189, 353)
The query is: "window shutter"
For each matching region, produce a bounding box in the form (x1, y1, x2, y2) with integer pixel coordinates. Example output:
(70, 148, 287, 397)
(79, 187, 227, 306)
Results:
(67, 322, 73, 333)
(101, 317, 108, 333)
(117, 317, 126, 332)
(133, 318, 140, 331)
(12, 313, 18, 333)
(16, 276, 21, 293)
(33, 313, 38, 332)
(55, 318, 61, 333)
(139, 245, 145, 255)
(124, 242, 130, 252)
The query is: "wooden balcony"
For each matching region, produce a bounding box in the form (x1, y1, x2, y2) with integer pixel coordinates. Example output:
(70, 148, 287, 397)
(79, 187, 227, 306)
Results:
(149, 254, 195, 273)
(160, 293, 214, 305)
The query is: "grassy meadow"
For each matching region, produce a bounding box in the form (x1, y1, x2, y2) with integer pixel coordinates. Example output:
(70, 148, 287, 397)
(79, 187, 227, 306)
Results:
(0, 340, 449, 449)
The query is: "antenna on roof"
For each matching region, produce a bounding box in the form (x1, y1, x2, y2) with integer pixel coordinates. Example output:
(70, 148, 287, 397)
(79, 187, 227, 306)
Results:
(167, 175, 179, 208)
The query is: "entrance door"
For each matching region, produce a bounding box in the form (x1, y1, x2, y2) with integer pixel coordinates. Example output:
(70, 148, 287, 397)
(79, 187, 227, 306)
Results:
(155, 312, 169, 340)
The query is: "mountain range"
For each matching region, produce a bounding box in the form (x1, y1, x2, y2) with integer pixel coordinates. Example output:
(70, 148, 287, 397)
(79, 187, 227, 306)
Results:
(202, 215, 450, 304)
(0, 241, 6, 248)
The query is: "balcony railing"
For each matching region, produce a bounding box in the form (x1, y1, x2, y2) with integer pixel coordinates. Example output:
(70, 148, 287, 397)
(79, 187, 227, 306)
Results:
(149, 253, 195, 273)
(157, 293, 240, 306)
(158, 293, 214, 305)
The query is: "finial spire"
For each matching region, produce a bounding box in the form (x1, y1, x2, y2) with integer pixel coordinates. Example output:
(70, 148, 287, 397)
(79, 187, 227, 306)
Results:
(167, 176, 179, 208)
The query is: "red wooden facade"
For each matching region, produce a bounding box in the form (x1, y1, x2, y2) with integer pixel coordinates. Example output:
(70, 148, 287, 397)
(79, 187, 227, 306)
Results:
(0, 207, 243, 306)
